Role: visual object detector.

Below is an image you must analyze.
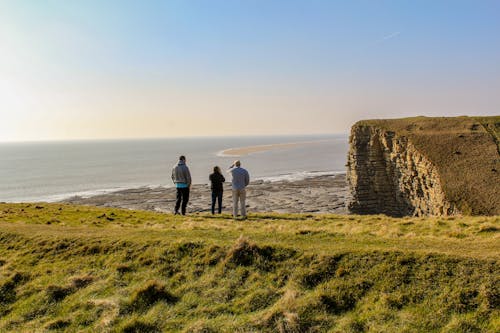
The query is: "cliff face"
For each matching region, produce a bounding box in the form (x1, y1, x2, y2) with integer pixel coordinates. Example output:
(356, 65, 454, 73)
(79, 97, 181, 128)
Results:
(347, 125, 457, 216)
(347, 116, 500, 217)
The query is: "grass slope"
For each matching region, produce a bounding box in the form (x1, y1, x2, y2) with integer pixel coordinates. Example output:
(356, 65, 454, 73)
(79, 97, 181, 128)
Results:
(356, 116, 500, 215)
(0, 203, 499, 332)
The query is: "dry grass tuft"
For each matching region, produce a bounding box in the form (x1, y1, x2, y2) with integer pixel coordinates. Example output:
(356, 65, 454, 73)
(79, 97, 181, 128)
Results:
(182, 320, 218, 333)
(69, 274, 94, 289)
(119, 317, 160, 333)
(44, 318, 71, 330)
(225, 236, 260, 266)
(124, 280, 177, 313)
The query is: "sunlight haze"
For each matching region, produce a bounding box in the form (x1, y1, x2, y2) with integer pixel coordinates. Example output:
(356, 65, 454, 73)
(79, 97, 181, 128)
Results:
(1, 0, 499, 142)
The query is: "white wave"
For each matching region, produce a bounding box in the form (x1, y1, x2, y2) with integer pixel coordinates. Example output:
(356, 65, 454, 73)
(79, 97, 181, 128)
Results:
(42, 187, 130, 202)
(256, 170, 345, 183)
(11, 171, 344, 203)
(39, 184, 169, 202)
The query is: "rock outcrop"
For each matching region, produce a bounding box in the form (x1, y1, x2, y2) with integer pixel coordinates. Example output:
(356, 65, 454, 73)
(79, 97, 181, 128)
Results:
(347, 116, 500, 216)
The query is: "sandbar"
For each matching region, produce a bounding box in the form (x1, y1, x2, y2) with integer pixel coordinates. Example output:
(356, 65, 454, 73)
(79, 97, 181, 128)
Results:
(220, 140, 331, 156)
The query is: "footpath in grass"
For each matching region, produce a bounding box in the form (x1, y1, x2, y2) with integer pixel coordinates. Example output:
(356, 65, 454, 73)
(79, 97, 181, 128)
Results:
(0, 203, 499, 332)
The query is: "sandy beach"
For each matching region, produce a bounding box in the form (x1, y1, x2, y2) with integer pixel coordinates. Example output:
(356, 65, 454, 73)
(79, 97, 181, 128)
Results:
(62, 173, 350, 214)
(219, 139, 333, 156)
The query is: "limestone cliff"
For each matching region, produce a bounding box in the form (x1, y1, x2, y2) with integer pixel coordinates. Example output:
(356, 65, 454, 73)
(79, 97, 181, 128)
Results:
(347, 116, 500, 216)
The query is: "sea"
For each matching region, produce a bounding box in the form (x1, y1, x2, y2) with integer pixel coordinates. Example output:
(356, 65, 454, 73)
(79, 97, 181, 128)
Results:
(0, 134, 348, 202)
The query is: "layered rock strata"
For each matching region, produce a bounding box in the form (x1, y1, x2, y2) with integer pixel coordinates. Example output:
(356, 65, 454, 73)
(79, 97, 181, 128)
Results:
(347, 125, 458, 217)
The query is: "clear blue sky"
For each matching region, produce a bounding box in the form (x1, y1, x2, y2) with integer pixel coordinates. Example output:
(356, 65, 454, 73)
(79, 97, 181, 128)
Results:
(1, 0, 499, 141)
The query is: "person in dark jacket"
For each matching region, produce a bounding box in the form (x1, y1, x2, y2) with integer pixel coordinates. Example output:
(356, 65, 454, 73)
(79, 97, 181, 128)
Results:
(171, 155, 191, 215)
(209, 166, 225, 214)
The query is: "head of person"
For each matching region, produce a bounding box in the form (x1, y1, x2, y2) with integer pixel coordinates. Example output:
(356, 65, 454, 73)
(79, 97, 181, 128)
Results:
(179, 155, 186, 162)
(234, 160, 241, 167)
(213, 166, 221, 174)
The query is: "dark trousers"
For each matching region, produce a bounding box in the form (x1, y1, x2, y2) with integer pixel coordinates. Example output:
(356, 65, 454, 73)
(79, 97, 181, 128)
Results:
(175, 187, 190, 215)
(211, 191, 223, 214)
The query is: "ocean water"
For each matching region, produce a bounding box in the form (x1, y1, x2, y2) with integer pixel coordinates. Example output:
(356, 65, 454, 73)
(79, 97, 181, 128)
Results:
(0, 135, 348, 202)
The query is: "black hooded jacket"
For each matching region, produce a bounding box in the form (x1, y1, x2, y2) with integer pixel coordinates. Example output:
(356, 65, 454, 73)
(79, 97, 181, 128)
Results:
(209, 172, 225, 193)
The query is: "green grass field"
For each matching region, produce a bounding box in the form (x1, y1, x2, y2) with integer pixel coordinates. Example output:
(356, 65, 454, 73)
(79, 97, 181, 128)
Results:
(1, 203, 499, 332)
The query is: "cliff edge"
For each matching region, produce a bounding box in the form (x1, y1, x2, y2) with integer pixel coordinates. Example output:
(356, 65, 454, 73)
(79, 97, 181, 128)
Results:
(347, 116, 500, 216)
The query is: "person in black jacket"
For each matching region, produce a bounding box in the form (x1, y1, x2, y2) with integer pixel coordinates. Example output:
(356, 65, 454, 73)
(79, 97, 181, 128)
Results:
(209, 166, 225, 214)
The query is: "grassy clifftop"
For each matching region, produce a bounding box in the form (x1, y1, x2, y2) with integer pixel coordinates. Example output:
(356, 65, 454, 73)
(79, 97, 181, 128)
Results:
(1, 203, 499, 332)
(355, 116, 500, 215)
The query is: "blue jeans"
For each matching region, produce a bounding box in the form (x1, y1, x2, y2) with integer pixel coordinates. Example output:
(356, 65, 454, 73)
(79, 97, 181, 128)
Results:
(211, 191, 223, 214)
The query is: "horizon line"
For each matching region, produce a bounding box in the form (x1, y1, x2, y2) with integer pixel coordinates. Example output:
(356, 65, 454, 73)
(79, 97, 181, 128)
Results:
(0, 132, 349, 144)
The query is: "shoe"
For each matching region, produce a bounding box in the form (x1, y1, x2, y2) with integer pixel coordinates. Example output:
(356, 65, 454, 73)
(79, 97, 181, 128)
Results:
(174, 211, 180, 215)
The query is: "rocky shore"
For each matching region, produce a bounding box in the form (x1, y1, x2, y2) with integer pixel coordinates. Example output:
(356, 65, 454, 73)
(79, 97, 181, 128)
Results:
(62, 173, 349, 214)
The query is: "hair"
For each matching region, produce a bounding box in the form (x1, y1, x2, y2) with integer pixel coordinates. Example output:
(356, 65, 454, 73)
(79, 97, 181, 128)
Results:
(235, 160, 241, 167)
(179, 155, 186, 161)
(213, 166, 221, 174)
